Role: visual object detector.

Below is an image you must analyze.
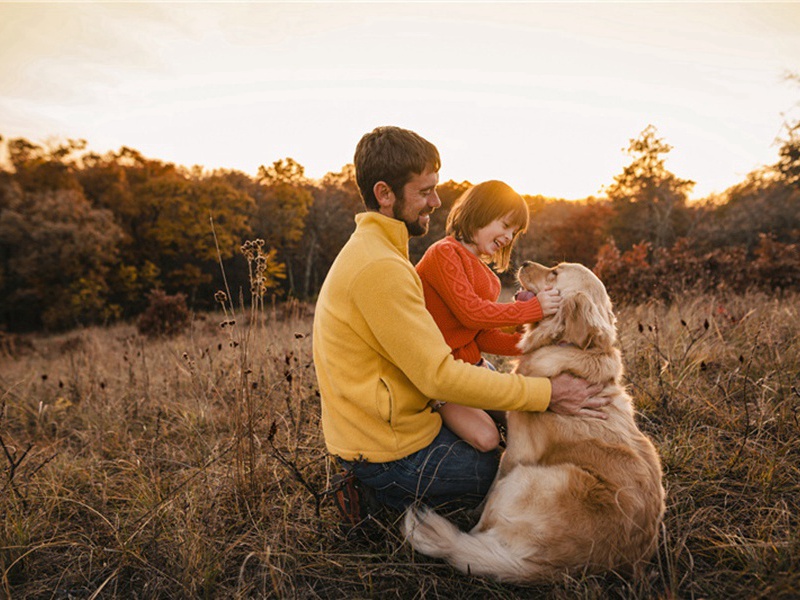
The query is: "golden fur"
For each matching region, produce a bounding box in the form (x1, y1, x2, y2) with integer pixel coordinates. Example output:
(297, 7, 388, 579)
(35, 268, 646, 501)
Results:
(403, 262, 665, 583)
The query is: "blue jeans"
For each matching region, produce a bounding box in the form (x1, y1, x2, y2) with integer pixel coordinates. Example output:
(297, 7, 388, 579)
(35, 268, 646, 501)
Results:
(341, 425, 500, 512)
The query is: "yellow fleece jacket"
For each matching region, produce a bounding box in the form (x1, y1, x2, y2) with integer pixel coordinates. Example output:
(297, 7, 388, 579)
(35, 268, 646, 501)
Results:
(312, 212, 551, 462)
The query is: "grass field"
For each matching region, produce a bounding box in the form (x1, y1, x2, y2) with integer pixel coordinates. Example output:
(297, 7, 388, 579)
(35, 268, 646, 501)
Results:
(1, 292, 798, 599)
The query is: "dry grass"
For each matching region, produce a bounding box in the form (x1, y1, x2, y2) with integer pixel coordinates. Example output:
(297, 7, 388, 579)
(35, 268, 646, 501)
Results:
(1, 292, 799, 599)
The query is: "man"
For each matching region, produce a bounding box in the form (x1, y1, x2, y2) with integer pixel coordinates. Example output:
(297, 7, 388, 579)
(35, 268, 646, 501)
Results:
(313, 126, 607, 518)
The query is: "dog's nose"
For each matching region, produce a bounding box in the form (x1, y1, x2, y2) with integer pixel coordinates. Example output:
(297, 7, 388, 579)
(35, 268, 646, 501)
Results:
(521, 261, 533, 267)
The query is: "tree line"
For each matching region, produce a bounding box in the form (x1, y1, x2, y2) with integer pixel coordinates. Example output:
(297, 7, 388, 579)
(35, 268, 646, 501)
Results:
(1, 118, 798, 332)
(517, 123, 800, 303)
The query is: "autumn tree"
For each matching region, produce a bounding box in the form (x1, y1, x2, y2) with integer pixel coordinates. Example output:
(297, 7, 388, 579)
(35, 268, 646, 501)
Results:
(0, 186, 122, 329)
(131, 170, 254, 301)
(604, 125, 695, 251)
(249, 158, 313, 295)
(79, 148, 140, 228)
(6, 137, 86, 193)
(77, 149, 254, 305)
(296, 164, 362, 298)
(77, 149, 172, 314)
(776, 121, 800, 188)
(695, 93, 799, 255)
(547, 199, 613, 267)
(212, 158, 312, 299)
(254, 158, 312, 248)
(513, 196, 610, 269)
(0, 137, 127, 328)
(774, 73, 800, 188)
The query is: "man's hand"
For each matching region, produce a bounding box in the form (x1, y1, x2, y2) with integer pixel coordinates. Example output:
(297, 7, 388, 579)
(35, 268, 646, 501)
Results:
(548, 373, 609, 419)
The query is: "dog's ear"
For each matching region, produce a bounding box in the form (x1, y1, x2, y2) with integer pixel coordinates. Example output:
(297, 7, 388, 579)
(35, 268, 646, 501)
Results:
(560, 291, 616, 350)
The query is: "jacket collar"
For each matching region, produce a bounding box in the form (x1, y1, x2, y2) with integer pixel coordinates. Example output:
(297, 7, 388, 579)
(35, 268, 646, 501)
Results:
(356, 211, 410, 259)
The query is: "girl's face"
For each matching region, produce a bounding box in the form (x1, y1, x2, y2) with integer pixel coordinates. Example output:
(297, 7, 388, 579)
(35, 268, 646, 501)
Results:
(465, 212, 520, 257)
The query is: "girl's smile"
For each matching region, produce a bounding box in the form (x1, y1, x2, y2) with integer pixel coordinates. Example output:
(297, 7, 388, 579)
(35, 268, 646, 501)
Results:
(461, 212, 519, 258)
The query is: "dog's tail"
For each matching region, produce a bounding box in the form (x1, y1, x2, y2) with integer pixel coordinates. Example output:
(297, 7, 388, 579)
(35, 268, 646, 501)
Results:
(402, 506, 532, 582)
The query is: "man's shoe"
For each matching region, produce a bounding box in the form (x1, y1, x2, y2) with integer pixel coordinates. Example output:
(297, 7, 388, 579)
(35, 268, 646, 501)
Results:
(332, 470, 365, 528)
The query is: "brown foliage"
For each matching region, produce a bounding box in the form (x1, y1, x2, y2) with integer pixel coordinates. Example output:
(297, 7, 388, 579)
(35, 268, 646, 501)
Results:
(136, 289, 191, 338)
(0, 188, 123, 329)
(595, 235, 800, 304)
(2, 127, 798, 333)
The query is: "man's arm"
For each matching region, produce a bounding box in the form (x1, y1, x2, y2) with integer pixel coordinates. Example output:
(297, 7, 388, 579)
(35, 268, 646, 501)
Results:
(351, 258, 551, 413)
(352, 258, 610, 418)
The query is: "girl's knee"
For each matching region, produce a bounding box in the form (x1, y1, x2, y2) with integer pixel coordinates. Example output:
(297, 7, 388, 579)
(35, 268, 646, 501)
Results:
(469, 425, 501, 453)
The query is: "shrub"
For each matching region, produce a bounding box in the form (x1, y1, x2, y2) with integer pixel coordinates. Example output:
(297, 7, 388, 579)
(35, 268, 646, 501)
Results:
(595, 236, 800, 304)
(136, 289, 191, 337)
(752, 232, 800, 291)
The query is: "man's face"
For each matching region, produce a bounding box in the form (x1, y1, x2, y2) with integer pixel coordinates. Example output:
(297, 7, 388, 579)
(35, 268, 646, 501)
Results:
(391, 168, 441, 237)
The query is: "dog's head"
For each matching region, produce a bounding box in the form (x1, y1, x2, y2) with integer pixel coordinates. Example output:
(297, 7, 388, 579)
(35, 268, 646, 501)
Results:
(517, 261, 617, 352)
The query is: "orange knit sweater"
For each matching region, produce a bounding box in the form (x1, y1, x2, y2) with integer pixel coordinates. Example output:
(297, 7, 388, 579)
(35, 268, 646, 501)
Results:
(415, 236, 544, 364)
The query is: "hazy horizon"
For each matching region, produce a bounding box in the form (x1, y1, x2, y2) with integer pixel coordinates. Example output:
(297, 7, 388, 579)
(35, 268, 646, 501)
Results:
(2, 2, 799, 200)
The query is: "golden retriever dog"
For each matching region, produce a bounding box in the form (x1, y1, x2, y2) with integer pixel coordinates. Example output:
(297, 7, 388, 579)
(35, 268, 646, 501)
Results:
(402, 262, 665, 583)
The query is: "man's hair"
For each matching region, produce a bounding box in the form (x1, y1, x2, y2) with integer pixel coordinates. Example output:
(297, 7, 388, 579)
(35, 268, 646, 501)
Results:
(354, 126, 441, 210)
(446, 180, 529, 272)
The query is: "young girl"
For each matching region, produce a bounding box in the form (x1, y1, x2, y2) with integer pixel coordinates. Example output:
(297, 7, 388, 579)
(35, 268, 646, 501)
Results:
(415, 180, 561, 452)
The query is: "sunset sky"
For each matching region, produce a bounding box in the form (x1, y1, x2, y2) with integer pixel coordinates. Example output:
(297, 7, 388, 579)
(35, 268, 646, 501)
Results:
(1, 2, 799, 200)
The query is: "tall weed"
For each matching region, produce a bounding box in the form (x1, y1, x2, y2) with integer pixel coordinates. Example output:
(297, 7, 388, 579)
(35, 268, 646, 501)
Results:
(0, 290, 798, 598)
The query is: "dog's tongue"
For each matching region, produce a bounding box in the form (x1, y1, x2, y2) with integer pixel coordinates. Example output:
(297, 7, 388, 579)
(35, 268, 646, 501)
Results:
(515, 290, 536, 302)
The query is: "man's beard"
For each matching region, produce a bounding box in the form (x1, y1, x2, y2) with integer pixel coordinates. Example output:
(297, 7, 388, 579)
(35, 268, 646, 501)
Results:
(393, 194, 430, 237)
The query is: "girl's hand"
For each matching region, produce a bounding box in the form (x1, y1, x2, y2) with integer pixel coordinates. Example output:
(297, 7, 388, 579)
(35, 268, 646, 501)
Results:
(537, 287, 561, 316)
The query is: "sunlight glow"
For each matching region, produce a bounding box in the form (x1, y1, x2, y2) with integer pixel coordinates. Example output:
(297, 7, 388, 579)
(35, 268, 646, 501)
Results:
(1, 3, 799, 200)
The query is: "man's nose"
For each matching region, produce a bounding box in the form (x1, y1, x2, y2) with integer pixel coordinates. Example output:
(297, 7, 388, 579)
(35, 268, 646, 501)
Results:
(430, 191, 442, 208)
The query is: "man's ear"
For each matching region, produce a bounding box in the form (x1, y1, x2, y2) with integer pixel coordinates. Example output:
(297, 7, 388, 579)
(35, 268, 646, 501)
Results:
(373, 181, 395, 211)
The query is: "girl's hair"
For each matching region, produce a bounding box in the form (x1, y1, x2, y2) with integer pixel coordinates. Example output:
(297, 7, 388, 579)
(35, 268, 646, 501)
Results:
(446, 180, 529, 272)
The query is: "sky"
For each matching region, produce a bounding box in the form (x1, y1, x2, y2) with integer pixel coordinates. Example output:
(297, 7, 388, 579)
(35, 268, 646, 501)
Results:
(1, 2, 799, 200)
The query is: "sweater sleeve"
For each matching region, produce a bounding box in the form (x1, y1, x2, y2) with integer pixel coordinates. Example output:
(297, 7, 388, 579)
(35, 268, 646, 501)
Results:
(475, 328, 523, 356)
(351, 257, 550, 413)
(424, 242, 544, 328)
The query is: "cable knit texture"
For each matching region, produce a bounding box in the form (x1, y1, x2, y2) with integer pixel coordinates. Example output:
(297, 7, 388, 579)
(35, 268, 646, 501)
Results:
(416, 236, 544, 364)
